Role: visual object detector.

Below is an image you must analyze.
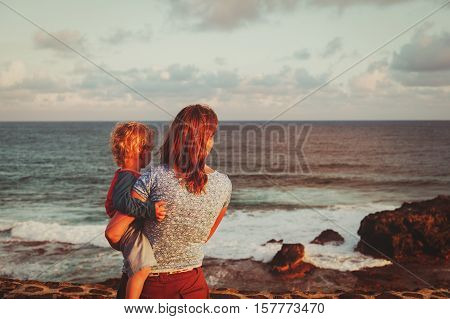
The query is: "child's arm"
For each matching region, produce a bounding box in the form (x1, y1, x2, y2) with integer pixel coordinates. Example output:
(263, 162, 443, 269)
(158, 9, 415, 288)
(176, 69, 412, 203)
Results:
(131, 190, 166, 222)
(112, 171, 157, 219)
(105, 212, 135, 250)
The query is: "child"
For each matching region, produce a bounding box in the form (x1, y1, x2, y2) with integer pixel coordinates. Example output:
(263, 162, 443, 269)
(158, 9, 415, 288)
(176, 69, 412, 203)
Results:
(104, 122, 166, 299)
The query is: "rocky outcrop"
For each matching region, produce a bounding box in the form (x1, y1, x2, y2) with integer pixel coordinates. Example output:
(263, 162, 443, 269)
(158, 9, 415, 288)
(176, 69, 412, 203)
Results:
(269, 244, 315, 279)
(356, 195, 450, 261)
(310, 229, 344, 245)
(264, 239, 283, 245)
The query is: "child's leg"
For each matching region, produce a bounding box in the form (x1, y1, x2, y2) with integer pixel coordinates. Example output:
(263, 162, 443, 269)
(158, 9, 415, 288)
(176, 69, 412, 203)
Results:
(126, 267, 152, 299)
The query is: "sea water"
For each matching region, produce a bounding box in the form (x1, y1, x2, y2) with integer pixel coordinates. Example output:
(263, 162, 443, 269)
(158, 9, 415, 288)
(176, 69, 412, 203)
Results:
(0, 121, 449, 282)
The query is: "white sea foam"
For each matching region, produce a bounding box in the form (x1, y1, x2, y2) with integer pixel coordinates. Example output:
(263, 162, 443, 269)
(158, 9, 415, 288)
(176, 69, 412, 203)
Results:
(10, 220, 109, 248)
(0, 220, 15, 231)
(3, 202, 395, 271)
(205, 203, 395, 271)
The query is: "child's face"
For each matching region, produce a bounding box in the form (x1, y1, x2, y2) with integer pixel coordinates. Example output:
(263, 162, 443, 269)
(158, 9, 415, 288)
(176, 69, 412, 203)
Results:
(139, 145, 152, 169)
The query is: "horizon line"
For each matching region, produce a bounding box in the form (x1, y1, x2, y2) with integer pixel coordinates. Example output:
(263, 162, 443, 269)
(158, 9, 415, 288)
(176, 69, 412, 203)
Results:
(1, 119, 450, 123)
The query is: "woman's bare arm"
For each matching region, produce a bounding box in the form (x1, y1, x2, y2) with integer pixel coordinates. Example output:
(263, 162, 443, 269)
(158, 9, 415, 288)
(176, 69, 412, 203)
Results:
(105, 192, 166, 251)
(105, 212, 135, 250)
(206, 206, 228, 242)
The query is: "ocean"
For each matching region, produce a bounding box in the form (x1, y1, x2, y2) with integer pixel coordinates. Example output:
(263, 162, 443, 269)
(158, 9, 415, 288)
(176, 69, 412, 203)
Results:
(0, 121, 449, 283)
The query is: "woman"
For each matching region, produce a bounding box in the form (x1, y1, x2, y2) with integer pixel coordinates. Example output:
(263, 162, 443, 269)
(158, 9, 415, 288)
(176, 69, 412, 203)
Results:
(115, 104, 232, 298)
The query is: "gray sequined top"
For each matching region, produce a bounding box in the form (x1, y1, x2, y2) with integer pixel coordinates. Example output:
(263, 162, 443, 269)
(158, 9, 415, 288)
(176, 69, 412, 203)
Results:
(133, 164, 232, 273)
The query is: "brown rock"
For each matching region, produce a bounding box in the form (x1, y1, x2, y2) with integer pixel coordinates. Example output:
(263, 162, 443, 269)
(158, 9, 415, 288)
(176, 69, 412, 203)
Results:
(402, 292, 423, 298)
(432, 291, 450, 298)
(269, 244, 315, 279)
(356, 195, 450, 261)
(338, 293, 366, 299)
(80, 294, 107, 299)
(210, 293, 241, 299)
(89, 289, 112, 296)
(375, 292, 402, 299)
(265, 239, 283, 245)
(311, 229, 344, 245)
(24, 286, 44, 293)
(44, 282, 63, 289)
(290, 294, 307, 299)
(270, 244, 305, 273)
(59, 286, 84, 293)
(98, 278, 120, 289)
(248, 294, 269, 299)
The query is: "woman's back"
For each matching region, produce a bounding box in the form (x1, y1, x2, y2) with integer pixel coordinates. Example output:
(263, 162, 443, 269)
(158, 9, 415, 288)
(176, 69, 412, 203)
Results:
(134, 164, 232, 272)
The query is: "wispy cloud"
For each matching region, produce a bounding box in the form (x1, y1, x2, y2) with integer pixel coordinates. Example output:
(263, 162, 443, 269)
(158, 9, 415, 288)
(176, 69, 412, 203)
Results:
(166, 0, 301, 31)
(306, 0, 415, 9)
(322, 37, 342, 58)
(293, 49, 311, 60)
(33, 30, 87, 57)
(100, 26, 152, 44)
(0, 61, 26, 88)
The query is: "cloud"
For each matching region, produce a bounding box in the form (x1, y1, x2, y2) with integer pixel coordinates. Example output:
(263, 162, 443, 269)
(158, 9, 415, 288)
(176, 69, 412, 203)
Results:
(349, 60, 392, 92)
(249, 74, 281, 87)
(293, 49, 311, 60)
(391, 70, 450, 87)
(166, 0, 300, 31)
(391, 31, 450, 72)
(0, 61, 65, 92)
(322, 37, 342, 58)
(390, 30, 450, 87)
(165, 0, 417, 31)
(76, 63, 239, 100)
(305, 0, 414, 8)
(100, 26, 152, 44)
(33, 30, 87, 56)
(3, 59, 449, 120)
(214, 57, 227, 66)
(294, 67, 328, 89)
(0, 60, 69, 115)
(0, 61, 26, 88)
(166, 64, 199, 81)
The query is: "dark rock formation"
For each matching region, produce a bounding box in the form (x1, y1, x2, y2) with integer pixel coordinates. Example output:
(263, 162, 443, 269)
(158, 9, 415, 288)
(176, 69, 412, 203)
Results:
(356, 195, 450, 261)
(310, 229, 344, 245)
(269, 244, 315, 279)
(263, 239, 283, 245)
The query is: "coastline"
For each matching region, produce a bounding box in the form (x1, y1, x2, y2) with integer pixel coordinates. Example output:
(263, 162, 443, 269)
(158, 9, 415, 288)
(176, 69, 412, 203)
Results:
(1, 258, 448, 299)
(1, 276, 448, 299)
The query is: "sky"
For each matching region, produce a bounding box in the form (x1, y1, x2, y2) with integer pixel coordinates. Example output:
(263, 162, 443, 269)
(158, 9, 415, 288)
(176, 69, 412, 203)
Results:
(0, 0, 449, 121)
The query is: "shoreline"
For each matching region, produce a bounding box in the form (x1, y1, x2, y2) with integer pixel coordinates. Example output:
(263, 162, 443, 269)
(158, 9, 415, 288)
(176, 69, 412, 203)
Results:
(202, 258, 449, 293)
(1, 258, 448, 299)
(1, 195, 448, 299)
(1, 277, 447, 299)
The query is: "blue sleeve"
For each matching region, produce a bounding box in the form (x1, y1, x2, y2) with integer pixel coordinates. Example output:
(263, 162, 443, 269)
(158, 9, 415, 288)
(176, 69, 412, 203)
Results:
(133, 173, 151, 201)
(111, 171, 156, 220)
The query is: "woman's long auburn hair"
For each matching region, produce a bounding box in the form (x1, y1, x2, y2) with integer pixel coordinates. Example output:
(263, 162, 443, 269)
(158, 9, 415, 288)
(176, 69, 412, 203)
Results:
(160, 104, 218, 194)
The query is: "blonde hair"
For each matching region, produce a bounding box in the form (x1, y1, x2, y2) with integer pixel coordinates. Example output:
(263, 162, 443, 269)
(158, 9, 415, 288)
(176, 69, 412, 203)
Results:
(110, 122, 154, 167)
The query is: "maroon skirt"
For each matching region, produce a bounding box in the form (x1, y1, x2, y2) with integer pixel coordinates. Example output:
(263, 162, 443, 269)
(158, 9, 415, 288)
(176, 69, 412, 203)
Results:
(116, 267, 209, 299)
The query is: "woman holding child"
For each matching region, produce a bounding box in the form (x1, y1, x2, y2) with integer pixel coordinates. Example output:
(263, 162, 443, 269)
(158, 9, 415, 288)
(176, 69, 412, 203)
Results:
(105, 104, 232, 299)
